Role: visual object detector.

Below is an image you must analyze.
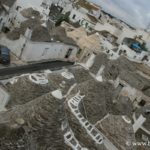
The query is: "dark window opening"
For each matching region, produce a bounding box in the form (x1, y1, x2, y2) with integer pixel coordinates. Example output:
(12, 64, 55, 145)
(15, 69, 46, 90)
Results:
(138, 100, 146, 107)
(99, 14, 101, 20)
(66, 134, 71, 139)
(0, 18, 3, 23)
(106, 50, 110, 53)
(145, 109, 150, 115)
(2, 27, 10, 33)
(72, 14, 76, 19)
(123, 50, 126, 53)
(85, 22, 88, 28)
(16, 6, 21, 11)
(119, 83, 124, 88)
(119, 50, 123, 55)
(65, 48, 73, 58)
(77, 49, 82, 55)
(87, 53, 90, 56)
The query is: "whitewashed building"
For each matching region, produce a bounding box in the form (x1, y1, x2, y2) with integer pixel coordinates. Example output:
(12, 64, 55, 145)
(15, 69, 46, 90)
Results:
(0, 26, 79, 62)
(69, 9, 98, 32)
(69, 0, 101, 32)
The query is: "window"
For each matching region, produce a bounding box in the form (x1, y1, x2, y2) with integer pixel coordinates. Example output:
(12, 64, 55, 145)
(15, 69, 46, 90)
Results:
(138, 99, 146, 106)
(72, 14, 76, 19)
(145, 109, 150, 115)
(16, 6, 22, 11)
(77, 49, 82, 55)
(65, 48, 73, 58)
(85, 22, 88, 28)
(0, 18, 3, 23)
(118, 50, 123, 55)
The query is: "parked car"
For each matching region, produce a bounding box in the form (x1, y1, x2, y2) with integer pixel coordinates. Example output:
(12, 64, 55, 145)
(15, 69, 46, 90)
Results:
(0, 47, 10, 65)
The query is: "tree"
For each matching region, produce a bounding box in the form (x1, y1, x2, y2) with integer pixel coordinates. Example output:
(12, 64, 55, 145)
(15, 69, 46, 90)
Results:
(55, 13, 70, 26)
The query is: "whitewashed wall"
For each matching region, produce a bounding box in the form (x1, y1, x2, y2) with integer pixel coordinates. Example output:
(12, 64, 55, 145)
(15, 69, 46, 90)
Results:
(0, 35, 78, 62)
(69, 9, 85, 23)
(21, 41, 78, 62)
(118, 44, 148, 62)
(117, 29, 137, 44)
(95, 23, 150, 49)
(69, 9, 96, 32)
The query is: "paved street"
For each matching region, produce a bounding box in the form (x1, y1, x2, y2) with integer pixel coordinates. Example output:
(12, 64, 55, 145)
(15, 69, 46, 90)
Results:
(0, 61, 74, 79)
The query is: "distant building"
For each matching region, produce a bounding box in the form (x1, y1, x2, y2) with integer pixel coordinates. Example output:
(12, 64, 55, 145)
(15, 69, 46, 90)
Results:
(21, 26, 79, 62)
(69, 0, 101, 32)
(0, 21, 79, 62)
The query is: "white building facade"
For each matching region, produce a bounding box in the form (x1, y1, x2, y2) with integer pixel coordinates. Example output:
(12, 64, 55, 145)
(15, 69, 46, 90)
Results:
(21, 41, 78, 62)
(0, 32, 79, 62)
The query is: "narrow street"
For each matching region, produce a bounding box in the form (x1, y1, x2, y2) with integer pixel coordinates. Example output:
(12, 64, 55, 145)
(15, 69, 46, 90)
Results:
(0, 61, 74, 79)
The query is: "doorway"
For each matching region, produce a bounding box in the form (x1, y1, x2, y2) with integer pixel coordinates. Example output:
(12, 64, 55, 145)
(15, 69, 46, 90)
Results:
(65, 48, 73, 58)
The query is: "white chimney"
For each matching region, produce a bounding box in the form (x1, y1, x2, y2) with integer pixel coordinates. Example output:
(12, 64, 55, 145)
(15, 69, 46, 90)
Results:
(85, 53, 96, 69)
(24, 28, 32, 40)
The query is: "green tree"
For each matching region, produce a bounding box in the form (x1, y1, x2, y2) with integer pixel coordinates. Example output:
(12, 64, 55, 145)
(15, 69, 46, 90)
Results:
(55, 14, 70, 26)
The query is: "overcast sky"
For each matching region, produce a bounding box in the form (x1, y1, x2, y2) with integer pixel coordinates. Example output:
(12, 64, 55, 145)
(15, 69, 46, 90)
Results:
(91, 0, 150, 29)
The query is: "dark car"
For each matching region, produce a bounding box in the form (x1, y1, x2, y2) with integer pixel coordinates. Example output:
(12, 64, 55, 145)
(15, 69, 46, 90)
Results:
(0, 47, 10, 65)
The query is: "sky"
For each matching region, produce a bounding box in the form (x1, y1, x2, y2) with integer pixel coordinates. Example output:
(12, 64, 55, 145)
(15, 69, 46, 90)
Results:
(91, 0, 150, 29)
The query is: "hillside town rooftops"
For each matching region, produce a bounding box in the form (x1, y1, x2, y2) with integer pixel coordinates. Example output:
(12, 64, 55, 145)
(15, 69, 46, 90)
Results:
(88, 53, 150, 99)
(4, 75, 54, 108)
(1, 0, 150, 149)
(0, 91, 66, 149)
(119, 71, 150, 97)
(96, 115, 136, 150)
(50, 26, 77, 46)
(0, 58, 147, 149)
(31, 26, 51, 42)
